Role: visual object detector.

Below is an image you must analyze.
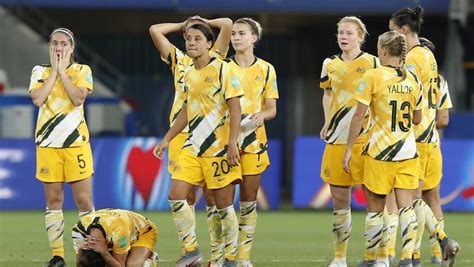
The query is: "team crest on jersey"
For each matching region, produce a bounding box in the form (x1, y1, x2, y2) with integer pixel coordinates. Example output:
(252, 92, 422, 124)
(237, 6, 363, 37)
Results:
(356, 67, 366, 73)
(40, 167, 49, 174)
(205, 77, 213, 83)
(255, 75, 263, 81)
(324, 167, 330, 177)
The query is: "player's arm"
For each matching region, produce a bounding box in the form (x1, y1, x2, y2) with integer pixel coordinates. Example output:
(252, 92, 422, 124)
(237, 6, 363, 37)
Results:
(110, 252, 127, 267)
(262, 98, 277, 120)
(153, 104, 188, 159)
(321, 89, 331, 128)
(149, 22, 184, 60)
(227, 97, 241, 167)
(58, 49, 89, 106)
(343, 102, 368, 173)
(436, 109, 449, 129)
(30, 71, 56, 107)
(30, 46, 59, 107)
(202, 17, 233, 55)
(413, 109, 422, 125)
(165, 104, 188, 142)
(436, 77, 452, 129)
(319, 58, 331, 139)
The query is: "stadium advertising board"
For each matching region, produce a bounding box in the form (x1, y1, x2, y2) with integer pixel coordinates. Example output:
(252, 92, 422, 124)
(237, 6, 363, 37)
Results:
(292, 137, 474, 211)
(0, 138, 281, 210)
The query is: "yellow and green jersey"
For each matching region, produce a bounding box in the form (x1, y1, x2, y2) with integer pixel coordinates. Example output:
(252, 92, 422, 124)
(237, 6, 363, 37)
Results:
(29, 63, 93, 148)
(225, 57, 279, 154)
(320, 52, 379, 144)
(355, 66, 424, 161)
(165, 44, 226, 128)
(437, 75, 453, 110)
(406, 45, 440, 143)
(183, 58, 244, 157)
(72, 209, 155, 255)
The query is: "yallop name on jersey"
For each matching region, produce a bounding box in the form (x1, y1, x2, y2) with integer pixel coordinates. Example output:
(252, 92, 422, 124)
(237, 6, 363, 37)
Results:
(387, 84, 413, 94)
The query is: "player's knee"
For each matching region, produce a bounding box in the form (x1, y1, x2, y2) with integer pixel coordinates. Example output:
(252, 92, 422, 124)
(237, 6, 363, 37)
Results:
(45, 194, 64, 209)
(168, 190, 187, 201)
(240, 189, 258, 202)
(75, 193, 93, 210)
(187, 190, 196, 205)
(332, 194, 350, 209)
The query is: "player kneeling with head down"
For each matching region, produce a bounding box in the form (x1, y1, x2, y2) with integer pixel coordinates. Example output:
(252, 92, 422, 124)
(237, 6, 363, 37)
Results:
(72, 209, 159, 267)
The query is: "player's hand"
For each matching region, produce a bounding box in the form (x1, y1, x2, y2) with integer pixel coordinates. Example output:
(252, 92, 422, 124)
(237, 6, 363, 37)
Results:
(153, 140, 168, 159)
(342, 149, 352, 174)
(58, 48, 72, 74)
(320, 124, 329, 140)
(227, 142, 240, 167)
(49, 46, 59, 72)
(83, 235, 108, 255)
(250, 112, 264, 127)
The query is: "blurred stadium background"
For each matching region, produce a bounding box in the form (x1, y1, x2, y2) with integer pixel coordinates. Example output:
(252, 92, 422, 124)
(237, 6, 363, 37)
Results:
(0, 0, 473, 265)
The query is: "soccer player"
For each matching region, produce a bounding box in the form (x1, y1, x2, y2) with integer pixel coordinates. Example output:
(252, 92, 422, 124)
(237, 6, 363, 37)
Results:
(154, 23, 243, 267)
(29, 28, 95, 267)
(390, 6, 460, 266)
(343, 30, 422, 267)
(72, 209, 159, 267)
(226, 18, 279, 267)
(418, 36, 454, 264)
(319, 16, 378, 267)
(149, 16, 232, 262)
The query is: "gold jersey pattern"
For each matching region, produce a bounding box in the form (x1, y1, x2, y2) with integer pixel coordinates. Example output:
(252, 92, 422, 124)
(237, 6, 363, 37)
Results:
(72, 209, 154, 255)
(355, 66, 424, 161)
(182, 58, 244, 157)
(225, 57, 279, 154)
(405, 45, 439, 143)
(437, 75, 453, 110)
(166, 44, 226, 128)
(29, 63, 93, 148)
(320, 52, 379, 144)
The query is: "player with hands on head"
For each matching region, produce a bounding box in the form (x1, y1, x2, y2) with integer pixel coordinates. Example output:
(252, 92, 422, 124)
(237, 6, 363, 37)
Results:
(150, 16, 233, 263)
(154, 23, 243, 267)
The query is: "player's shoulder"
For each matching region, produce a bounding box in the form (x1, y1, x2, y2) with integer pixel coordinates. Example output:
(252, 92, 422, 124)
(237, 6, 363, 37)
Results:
(360, 52, 378, 66)
(364, 66, 381, 76)
(32, 64, 51, 72)
(71, 63, 92, 72)
(323, 54, 339, 64)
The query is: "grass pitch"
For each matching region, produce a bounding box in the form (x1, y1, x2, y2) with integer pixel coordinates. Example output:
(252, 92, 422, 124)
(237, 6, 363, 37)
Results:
(0, 210, 473, 266)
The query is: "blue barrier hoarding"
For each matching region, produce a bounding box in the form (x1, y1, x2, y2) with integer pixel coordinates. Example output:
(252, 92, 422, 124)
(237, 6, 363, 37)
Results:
(0, 138, 281, 210)
(292, 137, 474, 211)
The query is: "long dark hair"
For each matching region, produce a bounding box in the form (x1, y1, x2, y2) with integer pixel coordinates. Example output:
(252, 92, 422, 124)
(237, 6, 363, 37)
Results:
(78, 249, 105, 267)
(391, 6, 424, 34)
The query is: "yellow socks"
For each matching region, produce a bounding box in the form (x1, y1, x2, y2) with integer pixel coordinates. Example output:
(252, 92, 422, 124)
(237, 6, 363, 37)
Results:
(45, 209, 64, 258)
(169, 200, 198, 252)
(206, 205, 224, 261)
(238, 201, 258, 261)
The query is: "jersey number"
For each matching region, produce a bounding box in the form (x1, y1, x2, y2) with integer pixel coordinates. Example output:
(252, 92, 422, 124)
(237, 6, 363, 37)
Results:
(212, 160, 230, 177)
(389, 100, 412, 132)
(77, 154, 86, 169)
(428, 77, 438, 109)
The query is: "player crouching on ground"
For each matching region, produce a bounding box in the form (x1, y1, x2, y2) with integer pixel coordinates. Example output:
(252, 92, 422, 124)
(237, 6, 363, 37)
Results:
(72, 209, 159, 267)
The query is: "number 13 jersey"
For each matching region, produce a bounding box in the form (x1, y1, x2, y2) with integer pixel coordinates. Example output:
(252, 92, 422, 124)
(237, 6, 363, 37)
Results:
(355, 66, 424, 161)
